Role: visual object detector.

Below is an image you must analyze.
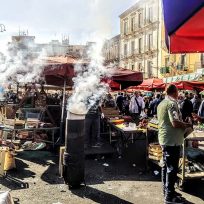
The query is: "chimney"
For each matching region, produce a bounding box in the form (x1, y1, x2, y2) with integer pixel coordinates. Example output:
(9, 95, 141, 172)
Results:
(63, 111, 85, 188)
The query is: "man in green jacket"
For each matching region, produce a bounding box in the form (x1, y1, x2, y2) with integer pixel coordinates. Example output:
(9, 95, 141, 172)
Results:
(157, 84, 192, 204)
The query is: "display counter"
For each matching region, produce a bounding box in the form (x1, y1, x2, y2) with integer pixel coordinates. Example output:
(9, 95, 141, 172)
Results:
(146, 126, 204, 190)
(1, 126, 59, 148)
(106, 120, 148, 168)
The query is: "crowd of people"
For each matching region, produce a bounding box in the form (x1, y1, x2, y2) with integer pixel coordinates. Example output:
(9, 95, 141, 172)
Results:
(111, 91, 163, 123)
(4, 89, 66, 106)
(104, 90, 204, 124)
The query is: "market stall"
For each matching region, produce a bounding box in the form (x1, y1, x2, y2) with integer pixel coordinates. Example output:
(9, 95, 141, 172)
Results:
(102, 114, 148, 168)
(0, 84, 61, 176)
(146, 119, 204, 189)
(178, 129, 204, 189)
(43, 56, 88, 144)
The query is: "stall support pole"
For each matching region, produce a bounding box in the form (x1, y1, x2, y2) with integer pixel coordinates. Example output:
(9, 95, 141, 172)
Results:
(181, 140, 186, 185)
(59, 79, 66, 144)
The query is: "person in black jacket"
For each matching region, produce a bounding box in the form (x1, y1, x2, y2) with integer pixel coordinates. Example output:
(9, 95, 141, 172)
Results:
(180, 92, 193, 121)
(116, 93, 124, 114)
(149, 94, 161, 116)
(191, 94, 201, 114)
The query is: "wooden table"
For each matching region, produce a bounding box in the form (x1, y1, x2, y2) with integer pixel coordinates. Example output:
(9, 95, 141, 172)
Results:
(107, 121, 148, 168)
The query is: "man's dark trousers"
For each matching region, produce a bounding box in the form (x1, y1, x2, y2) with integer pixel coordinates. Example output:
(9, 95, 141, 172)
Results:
(161, 145, 181, 199)
(85, 115, 100, 146)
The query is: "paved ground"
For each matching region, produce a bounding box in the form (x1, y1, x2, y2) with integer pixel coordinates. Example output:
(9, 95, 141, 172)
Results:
(0, 150, 204, 204)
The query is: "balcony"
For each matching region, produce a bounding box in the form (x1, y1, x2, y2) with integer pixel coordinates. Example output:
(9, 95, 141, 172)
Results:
(120, 55, 129, 61)
(160, 67, 170, 74)
(127, 53, 134, 59)
(134, 49, 143, 59)
(139, 67, 144, 73)
(144, 18, 153, 26)
(177, 64, 188, 71)
(121, 29, 133, 39)
(144, 46, 158, 58)
(194, 61, 202, 71)
(143, 19, 159, 32)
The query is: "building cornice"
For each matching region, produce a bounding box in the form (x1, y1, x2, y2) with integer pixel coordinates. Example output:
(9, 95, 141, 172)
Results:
(119, 0, 156, 19)
(119, 0, 147, 19)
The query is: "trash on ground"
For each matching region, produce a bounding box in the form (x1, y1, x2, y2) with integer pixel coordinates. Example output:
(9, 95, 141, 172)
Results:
(103, 163, 109, 167)
(154, 170, 160, 176)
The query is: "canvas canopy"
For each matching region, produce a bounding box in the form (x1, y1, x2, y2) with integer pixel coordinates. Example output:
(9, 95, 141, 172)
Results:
(163, 0, 204, 53)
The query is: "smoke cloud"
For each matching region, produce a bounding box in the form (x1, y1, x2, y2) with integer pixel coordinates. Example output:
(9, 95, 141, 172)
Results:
(0, 42, 46, 85)
(68, 40, 110, 114)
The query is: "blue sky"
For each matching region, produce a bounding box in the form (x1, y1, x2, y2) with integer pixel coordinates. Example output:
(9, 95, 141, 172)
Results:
(0, 0, 137, 50)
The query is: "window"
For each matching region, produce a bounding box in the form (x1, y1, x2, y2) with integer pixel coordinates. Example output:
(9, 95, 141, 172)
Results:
(148, 7, 153, 22)
(131, 64, 135, 70)
(131, 41, 135, 55)
(148, 61, 153, 77)
(148, 34, 153, 50)
(165, 57, 169, 67)
(138, 63, 142, 72)
(181, 54, 186, 66)
(138, 38, 142, 53)
(201, 53, 204, 67)
(115, 45, 119, 59)
(124, 21, 128, 35)
(138, 13, 142, 28)
(124, 44, 127, 56)
(131, 17, 135, 31)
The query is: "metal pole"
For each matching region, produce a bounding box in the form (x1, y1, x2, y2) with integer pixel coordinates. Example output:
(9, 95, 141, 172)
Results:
(156, 0, 160, 78)
(59, 79, 66, 144)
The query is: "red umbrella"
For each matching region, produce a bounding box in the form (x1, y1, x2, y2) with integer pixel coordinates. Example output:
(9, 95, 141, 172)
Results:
(44, 64, 74, 86)
(128, 78, 164, 91)
(109, 67, 143, 89)
(172, 81, 204, 90)
(101, 79, 120, 90)
(42, 56, 88, 86)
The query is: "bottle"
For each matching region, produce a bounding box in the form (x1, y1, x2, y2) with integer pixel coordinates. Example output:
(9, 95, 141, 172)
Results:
(15, 109, 20, 119)
(40, 85, 47, 107)
(35, 84, 47, 108)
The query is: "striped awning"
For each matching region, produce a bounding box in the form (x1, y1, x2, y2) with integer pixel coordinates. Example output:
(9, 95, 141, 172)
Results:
(163, 72, 203, 83)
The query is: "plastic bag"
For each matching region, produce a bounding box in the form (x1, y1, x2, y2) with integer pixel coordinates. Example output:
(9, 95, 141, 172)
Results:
(0, 191, 14, 204)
